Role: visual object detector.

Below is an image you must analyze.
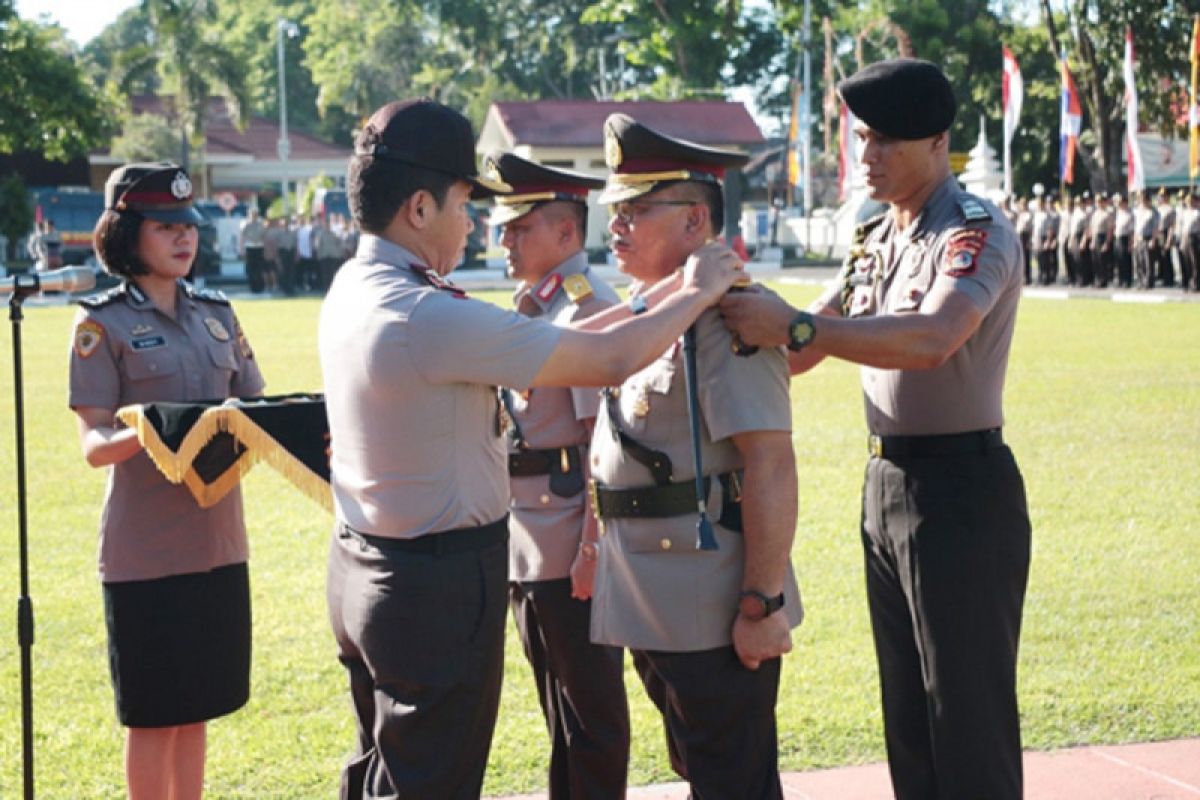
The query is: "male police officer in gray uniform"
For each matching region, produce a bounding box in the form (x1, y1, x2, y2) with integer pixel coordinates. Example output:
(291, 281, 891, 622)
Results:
(320, 98, 744, 800)
(721, 59, 1031, 800)
(486, 150, 630, 799)
(588, 114, 803, 800)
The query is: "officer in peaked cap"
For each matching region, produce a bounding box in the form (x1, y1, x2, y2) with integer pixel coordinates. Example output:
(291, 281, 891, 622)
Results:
(485, 150, 630, 799)
(588, 113, 802, 799)
(721, 57, 1031, 800)
(320, 98, 744, 799)
(105, 162, 206, 224)
(1155, 186, 1178, 286)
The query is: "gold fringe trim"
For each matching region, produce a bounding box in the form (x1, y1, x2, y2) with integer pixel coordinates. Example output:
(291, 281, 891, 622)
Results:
(215, 407, 333, 513)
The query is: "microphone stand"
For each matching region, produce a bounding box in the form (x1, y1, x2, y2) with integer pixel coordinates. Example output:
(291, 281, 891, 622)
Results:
(10, 286, 37, 799)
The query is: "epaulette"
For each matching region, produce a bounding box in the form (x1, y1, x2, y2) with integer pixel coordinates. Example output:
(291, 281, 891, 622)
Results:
(957, 193, 993, 224)
(183, 283, 231, 306)
(77, 285, 126, 309)
(562, 273, 594, 304)
(853, 212, 887, 246)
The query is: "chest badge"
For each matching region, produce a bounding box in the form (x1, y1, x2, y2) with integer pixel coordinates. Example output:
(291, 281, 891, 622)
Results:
(131, 323, 153, 336)
(204, 317, 231, 342)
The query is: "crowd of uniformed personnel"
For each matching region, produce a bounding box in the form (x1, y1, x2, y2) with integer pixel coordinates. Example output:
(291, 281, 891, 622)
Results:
(1004, 187, 1200, 291)
(72, 56, 1043, 800)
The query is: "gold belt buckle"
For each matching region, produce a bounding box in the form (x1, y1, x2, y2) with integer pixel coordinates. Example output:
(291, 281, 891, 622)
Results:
(587, 479, 605, 535)
(868, 434, 884, 458)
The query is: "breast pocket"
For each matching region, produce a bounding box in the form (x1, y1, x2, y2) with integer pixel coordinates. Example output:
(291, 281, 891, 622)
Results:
(206, 341, 239, 389)
(121, 349, 181, 395)
(621, 356, 676, 435)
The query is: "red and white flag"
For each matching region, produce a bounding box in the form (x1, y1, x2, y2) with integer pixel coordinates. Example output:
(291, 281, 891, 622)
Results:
(1123, 27, 1145, 193)
(1002, 46, 1023, 197)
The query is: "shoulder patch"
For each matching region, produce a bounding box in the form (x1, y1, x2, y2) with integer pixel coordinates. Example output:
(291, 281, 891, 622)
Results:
(944, 229, 989, 277)
(853, 212, 887, 245)
(185, 284, 231, 306)
(77, 286, 124, 309)
(74, 319, 105, 358)
(562, 273, 593, 304)
(957, 195, 992, 223)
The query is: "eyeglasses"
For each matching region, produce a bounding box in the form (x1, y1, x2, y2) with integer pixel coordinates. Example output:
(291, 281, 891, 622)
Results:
(609, 200, 696, 226)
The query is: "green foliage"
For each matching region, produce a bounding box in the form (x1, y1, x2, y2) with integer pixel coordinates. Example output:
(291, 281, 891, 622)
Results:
(109, 112, 181, 163)
(298, 173, 334, 218)
(0, 172, 33, 260)
(0, 287, 1196, 796)
(0, 5, 109, 159)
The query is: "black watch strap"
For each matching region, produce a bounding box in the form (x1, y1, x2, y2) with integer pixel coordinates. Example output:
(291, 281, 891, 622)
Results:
(738, 589, 786, 620)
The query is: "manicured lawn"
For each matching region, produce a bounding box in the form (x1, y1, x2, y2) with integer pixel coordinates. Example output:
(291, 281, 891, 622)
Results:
(0, 283, 1195, 796)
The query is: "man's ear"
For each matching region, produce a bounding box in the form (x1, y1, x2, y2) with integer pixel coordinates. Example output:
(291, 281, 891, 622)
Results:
(405, 190, 430, 229)
(684, 202, 707, 234)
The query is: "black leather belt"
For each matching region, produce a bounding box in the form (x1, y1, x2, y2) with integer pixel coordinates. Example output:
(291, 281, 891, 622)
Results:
(868, 428, 1003, 460)
(508, 446, 578, 477)
(340, 516, 508, 556)
(590, 471, 744, 533)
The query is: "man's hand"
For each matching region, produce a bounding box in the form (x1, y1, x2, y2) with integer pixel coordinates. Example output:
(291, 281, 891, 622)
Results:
(718, 285, 796, 349)
(681, 242, 743, 304)
(732, 611, 793, 670)
(569, 547, 597, 600)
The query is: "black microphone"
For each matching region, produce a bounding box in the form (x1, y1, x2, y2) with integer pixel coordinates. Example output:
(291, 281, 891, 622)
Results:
(0, 267, 96, 297)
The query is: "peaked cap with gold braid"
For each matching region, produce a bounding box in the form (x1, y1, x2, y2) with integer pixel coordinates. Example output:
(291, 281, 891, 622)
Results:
(483, 151, 605, 227)
(596, 113, 749, 204)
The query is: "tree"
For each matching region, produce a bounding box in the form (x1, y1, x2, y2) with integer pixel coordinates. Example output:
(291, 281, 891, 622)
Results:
(110, 113, 180, 162)
(1040, 0, 1196, 193)
(117, 0, 250, 169)
(0, 0, 110, 160)
(0, 172, 33, 262)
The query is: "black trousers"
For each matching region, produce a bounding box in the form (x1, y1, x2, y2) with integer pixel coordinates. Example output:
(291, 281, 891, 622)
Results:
(245, 247, 265, 293)
(861, 446, 1031, 800)
(633, 646, 783, 800)
(1115, 235, 1133, 287)
(510, 579, 630, 800)
(1035, 247, 1057, 285)
(327, 523, 508, 800)
(1133, 240, 1156, 289)
(1186, 234, 1200, 291)
(1156, 244, 1176, 286)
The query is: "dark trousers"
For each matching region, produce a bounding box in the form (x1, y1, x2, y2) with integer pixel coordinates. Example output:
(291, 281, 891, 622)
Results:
(327, 524, 508, 800)
(1064, 242, 1080, 285)
(510, 579, 630, 800)
(633, 646, 783, 800)
(1035, 247, 1057, 285)
(1019, 237, 1032, 284)
(861, 446, 1031, 800)
(1133, 240, 1156, 289)
(1157, 244, 1176, 286)
(1115, 235, 1133, 287)
(1186, 234, 1200, 291)
(278, 248, 297, 294)
(245, 247, 265, 293)
(1092, 237, 1112, 286)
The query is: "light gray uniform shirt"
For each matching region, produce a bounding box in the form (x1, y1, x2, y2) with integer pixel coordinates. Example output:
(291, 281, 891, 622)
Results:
(821, 176, 1024, 436)
(507, 252, 620, 582)
(319, 234, 562, 538)
(589, 305, 802, 652)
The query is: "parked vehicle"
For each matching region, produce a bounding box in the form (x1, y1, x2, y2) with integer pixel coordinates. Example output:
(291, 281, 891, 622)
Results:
(30, 188, 104, 265)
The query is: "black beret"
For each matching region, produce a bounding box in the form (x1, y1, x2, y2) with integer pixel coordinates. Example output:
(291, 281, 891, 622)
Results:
(838, 58, 956, 140)
(482, 151, 604, 226)
(104, 162, 203, 225)
(597, 113, 749, 204)
(356, 98, 510, 199)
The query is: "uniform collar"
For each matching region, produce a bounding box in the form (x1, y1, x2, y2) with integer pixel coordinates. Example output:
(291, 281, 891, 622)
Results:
(356, 233, 468, 297)
(123, 279, 189, 309)
(513, 250, 589, 312)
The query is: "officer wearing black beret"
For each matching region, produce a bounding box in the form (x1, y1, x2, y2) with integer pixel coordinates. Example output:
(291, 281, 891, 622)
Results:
(722, 58, 1031, 800)
(486, 150, 631, 799)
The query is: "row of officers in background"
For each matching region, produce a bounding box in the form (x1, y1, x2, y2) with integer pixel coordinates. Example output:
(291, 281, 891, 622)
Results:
(1005, 188, 1200, 292)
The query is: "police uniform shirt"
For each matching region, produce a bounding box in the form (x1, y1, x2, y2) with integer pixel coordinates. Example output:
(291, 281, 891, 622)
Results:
(1115, 207, 1134, 238)
(1089, 205, 1114, 240)
(508, 252, 620, 581)
(1031, 206, 1058, 246)
(1158, 201, 1176, 241)
(829, 176, 1023, 436)
(1134, 206, 1159, 239)
(1070, 206, 1091, 240)
(589, 307, 802, 652)
(319, 234, 562, 538)
(68, 281, 265, 582)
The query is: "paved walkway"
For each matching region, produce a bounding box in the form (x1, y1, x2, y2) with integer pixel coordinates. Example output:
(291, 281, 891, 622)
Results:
(488, 738, 1200, 799)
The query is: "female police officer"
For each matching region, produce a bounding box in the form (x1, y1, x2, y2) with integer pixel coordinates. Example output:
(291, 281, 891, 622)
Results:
(69, 163, 264, 799)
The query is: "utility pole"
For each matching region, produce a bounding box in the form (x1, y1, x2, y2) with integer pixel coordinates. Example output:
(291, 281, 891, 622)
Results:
(276, 19, 299, 216)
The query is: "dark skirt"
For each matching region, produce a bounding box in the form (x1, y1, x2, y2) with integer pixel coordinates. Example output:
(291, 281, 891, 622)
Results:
(103, 561, 251, 728)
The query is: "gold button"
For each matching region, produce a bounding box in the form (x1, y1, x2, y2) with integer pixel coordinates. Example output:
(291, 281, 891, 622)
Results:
(592, 456, 599, 468)
(660, 538, 672, 550)
(540, 494, 550, 504)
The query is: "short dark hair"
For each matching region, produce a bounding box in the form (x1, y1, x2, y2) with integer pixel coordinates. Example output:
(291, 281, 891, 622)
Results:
(664, 180, 725, 236)
(93, 209, 149, 278)
(348, 125, 456, 234)
(541, 201, 589, 247)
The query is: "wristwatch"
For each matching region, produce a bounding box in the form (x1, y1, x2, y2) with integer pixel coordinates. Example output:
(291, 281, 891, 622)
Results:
(786, 310, 816, 352)
(737, 589, 785, 621)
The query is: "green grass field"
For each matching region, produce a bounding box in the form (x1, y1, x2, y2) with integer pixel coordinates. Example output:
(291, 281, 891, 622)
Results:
(0, 282, 1196, 797)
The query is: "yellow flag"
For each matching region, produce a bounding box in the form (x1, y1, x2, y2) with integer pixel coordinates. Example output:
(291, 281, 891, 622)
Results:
(787, 81, 802, 189)
(1190, 15, 1200, 179)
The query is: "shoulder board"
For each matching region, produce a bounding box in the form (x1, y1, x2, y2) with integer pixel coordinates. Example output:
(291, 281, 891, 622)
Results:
(77, 285, 125, 309)
(957, 194, 993, 224)
(183, 283, 231, 306)
(853, 212, 887, 245)
(562, 273, 594, 304)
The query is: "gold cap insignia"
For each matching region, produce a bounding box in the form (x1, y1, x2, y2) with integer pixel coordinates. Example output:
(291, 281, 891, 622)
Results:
(604, 128, 623, 170)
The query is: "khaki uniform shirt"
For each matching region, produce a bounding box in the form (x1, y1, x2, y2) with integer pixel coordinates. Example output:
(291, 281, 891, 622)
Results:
(589, 306, 801, 652)
(68, 281, 265, 582)
(239, 218, 266, 250)
(1157, 203, 1176, 245)
(1031, 208, 1059, 247)
(507, 252, 620, 582)
(1069, 207, 1091, 242)
(319, 234, 562, 538)
(824, 176, 1023, 436)
(1115, 208, 1134, 238)
(1134, 207, 1159, 240)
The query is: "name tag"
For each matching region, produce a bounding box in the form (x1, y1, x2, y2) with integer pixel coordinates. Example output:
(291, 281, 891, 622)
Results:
(132, 335, 167, 351)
